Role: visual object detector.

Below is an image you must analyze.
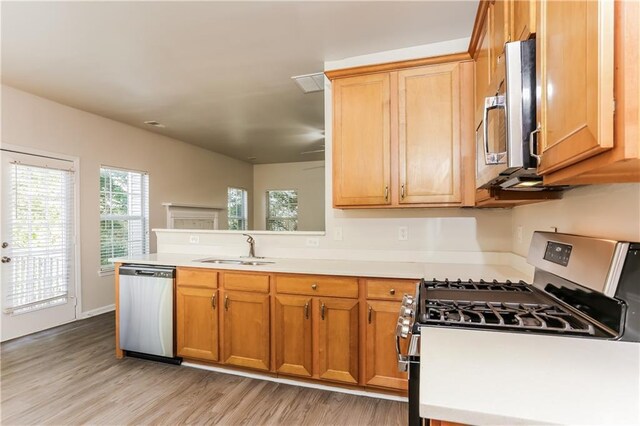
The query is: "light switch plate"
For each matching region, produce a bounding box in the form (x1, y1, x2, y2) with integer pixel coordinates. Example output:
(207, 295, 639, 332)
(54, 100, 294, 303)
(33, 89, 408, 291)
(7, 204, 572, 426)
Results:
(189, 235, 200, 244)
(516, 226, 523, 244)
(398, 226, 408, 241)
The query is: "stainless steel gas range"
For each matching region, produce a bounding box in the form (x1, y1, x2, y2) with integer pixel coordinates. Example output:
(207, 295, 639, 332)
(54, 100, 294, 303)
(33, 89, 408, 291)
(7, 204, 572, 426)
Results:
(397, 232, 640, 426)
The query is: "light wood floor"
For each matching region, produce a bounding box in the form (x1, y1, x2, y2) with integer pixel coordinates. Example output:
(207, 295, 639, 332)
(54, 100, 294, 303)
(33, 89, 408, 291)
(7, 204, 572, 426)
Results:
(1, 313, 407, 425)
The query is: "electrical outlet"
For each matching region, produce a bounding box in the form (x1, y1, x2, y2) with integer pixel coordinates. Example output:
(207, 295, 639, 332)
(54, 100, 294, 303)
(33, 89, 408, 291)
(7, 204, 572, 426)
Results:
(306, 237, 320, 247)
(516, 226, 523, 244)
(398, 226, 408, 241)
(189, 235, 200, 244)
(333, 227, 343, 241)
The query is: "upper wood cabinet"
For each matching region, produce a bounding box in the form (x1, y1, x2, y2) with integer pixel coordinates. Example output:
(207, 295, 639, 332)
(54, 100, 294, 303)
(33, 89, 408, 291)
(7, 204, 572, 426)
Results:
(398, 63, 462, 204)
(512, 0, 536, 41)
(488, 0, 510, 84)
(332, 73, 391, 206)
(475, 14, 491, 127)
(331, 60, 473, 208)
(536, 0, 615, 175)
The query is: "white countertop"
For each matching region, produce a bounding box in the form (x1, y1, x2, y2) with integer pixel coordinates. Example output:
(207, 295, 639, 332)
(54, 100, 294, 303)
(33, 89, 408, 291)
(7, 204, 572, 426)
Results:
(111, 253, 529, 281)
(420, 327, 640, 425)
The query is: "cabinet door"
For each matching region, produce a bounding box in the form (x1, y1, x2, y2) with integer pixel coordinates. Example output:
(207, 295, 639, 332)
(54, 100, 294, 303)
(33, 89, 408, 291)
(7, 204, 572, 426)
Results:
(333, 73, 391, 206)
(537, 0, 614, 175)
(222, 291, 270, 371)
(317, 298, 359, 384)
(398, 63, 461, 204)
(274, 295, 312, 377)
(365, 301, 408, 390)
(512, 0, 536, 41)
(176, 286, 218, 362)
(489, 0, 510, 86)
(475, 15, 491, 127)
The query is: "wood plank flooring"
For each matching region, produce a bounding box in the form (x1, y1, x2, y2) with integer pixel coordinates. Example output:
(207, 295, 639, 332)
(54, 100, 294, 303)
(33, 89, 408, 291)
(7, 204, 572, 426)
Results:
(1, 313, 407, 425)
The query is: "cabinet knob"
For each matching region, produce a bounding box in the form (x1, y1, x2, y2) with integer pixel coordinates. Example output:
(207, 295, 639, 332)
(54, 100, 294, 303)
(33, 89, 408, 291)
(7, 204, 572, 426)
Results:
(311, 283, 318, 290)
(390, 288, 396, 295)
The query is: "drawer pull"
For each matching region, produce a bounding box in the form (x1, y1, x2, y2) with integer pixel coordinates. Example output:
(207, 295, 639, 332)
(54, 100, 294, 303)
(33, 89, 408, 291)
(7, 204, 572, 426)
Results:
(304, 302, 309, 319)
(311, 283, 318, 290)
(321, 302, 325, 320)
(211, 293, 217, 309)
(224, 294, 229, 311)
(390, 288, 396, 295)
(368, 305, 372, 324)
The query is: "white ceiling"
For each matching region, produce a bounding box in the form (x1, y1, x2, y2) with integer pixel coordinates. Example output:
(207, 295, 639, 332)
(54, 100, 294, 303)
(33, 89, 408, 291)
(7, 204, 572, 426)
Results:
(1, 1, 477, 164)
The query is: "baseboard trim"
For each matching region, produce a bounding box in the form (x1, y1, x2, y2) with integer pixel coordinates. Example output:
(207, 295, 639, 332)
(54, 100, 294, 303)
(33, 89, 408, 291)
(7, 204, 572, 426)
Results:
(182, 361, 408, 402)
(78, 304, 115, 319)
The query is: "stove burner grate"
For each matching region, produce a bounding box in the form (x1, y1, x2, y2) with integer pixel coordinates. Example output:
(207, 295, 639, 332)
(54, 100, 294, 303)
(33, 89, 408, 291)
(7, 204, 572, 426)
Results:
(423, 299, 595, 335)
(425, 278, 532, 292)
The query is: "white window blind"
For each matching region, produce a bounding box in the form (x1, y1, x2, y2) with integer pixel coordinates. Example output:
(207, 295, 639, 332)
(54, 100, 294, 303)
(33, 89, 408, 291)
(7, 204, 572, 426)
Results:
(266, 190, 298, 231)
(227, 187, 248, 230)
(5, 162, 75, 314)
(100, 167, 149, 271)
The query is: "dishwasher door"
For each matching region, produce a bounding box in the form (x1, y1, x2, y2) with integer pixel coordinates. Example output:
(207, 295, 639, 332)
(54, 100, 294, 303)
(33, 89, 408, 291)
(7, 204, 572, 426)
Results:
(119, 265, 175, 358)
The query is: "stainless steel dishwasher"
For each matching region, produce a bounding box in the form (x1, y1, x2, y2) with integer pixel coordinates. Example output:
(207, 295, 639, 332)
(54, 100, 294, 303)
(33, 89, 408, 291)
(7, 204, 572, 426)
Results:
(118, 264, 180, 363)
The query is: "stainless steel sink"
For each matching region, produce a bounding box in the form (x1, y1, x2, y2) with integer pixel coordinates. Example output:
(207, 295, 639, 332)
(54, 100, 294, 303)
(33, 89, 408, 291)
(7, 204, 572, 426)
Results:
(196, 258, 274, 266)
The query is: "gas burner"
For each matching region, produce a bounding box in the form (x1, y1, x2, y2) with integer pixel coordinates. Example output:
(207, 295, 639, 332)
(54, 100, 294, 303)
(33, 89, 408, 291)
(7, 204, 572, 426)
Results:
(423, 299, 595, 335)
(425, 278, 531, 292)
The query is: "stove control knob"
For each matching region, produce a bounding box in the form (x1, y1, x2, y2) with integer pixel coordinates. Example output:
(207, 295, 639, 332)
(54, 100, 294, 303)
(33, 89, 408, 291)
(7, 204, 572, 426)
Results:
(396, 322, 411, 338)
(399, 306, 414, 318)
(402, 294, 414, 306)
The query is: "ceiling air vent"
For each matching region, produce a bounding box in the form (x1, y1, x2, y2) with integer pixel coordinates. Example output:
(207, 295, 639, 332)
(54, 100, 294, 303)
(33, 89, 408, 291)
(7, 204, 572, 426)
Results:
(144, 120, 165, 128)
(291, 72, 325, 93)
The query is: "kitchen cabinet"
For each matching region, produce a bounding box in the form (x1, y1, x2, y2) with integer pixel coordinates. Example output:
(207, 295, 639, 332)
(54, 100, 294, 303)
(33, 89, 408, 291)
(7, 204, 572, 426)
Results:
(541, 0, 639, 185)
(488, 0, 510, 86)
(332, 73, 391, 206)
(317, 297, 359, 384)
(176, 268, 219, 362)
(512, 0, 536, 41)
(274, 294, 313, 377)
(364, 279, 415, 391)
(474, 13, 491, 126)
(222, 290, 270, 371)
(535, 0, 615, 176)
(331, 60, 474, 208)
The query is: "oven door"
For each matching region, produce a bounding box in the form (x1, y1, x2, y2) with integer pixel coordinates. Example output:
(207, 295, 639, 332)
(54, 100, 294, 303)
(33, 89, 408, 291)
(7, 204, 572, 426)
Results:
(476, 94, 509, 188)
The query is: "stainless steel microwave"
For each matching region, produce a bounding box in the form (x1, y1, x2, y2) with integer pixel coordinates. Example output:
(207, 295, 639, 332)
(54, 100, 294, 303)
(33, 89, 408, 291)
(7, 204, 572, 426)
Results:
(476, 39, 541, 190)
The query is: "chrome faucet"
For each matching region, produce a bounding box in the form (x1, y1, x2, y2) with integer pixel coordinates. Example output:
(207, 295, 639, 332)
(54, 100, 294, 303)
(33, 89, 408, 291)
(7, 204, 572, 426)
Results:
(242, 233, 256, 258)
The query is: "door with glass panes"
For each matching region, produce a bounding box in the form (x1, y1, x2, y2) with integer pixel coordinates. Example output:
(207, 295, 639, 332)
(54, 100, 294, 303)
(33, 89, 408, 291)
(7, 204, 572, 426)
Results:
(1, 150, 77, 341)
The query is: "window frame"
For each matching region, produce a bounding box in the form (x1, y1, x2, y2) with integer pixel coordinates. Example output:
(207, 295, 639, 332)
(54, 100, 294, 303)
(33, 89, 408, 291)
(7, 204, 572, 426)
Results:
(265, 189, 299, 232)
(99, 166, 149, 273)
(227, 187, 248, 231)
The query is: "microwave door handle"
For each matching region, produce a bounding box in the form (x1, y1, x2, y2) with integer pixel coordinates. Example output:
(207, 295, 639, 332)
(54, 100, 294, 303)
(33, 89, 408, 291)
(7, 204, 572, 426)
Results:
(529, 123, 542, 166)
(483, 96, 507, 165)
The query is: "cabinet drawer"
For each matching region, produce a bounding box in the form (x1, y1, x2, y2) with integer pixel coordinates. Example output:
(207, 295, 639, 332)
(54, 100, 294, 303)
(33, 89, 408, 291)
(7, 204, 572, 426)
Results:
(223, 272, 270, 293)
(177, 267, 218, 289)
(276, 274, 358, 298)
(366, 279, 417, 301)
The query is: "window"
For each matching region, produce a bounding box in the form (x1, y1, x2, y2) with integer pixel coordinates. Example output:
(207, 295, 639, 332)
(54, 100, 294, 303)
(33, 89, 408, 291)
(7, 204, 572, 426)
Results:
(100, 167, 149, 272)
(266, 190, 298, 231)
(227, 187, 248, 230)
(5, 160, 75, 313)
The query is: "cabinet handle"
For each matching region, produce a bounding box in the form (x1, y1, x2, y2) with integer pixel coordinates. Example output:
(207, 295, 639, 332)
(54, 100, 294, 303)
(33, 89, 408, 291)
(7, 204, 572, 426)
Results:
(384, 186, 389, 201)
(368, 305, 372, 324)
(390, 288, 396, 295)
(529, 123, 542, 166)
(321, 302, 325, 320)
(224, 294, 229, 311)
(311, 283, 318, 290)
(304, 302, 309, 319)
(401, 184, 405, 200)
(211, 293, 217, 309)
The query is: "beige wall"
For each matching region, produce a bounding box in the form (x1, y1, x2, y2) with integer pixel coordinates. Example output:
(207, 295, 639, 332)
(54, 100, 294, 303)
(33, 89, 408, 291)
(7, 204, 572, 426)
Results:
(1, 85, 253, 313)
(253, 161, 325, 231)
(511, 183, 640, 256)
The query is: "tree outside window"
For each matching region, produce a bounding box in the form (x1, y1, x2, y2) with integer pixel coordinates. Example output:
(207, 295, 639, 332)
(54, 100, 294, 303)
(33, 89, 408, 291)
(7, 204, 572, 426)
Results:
(228, 187, 248, 230)
(266, 190, 298, 231)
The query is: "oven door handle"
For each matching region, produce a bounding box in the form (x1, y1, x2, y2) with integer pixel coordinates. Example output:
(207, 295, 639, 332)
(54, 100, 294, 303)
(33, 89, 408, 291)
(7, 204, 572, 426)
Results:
(483, 95, 508, 165)
(396, 335, 409, 372)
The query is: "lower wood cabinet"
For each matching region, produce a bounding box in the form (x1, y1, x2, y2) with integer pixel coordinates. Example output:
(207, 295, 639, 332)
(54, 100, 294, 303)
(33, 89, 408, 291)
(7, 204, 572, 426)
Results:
(365, 300, 408, 390)
(222, 290, 270, 371)
(274, 294, 313, 377)
(317, 297, 359, 384)
(176, 286, 219, 362)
